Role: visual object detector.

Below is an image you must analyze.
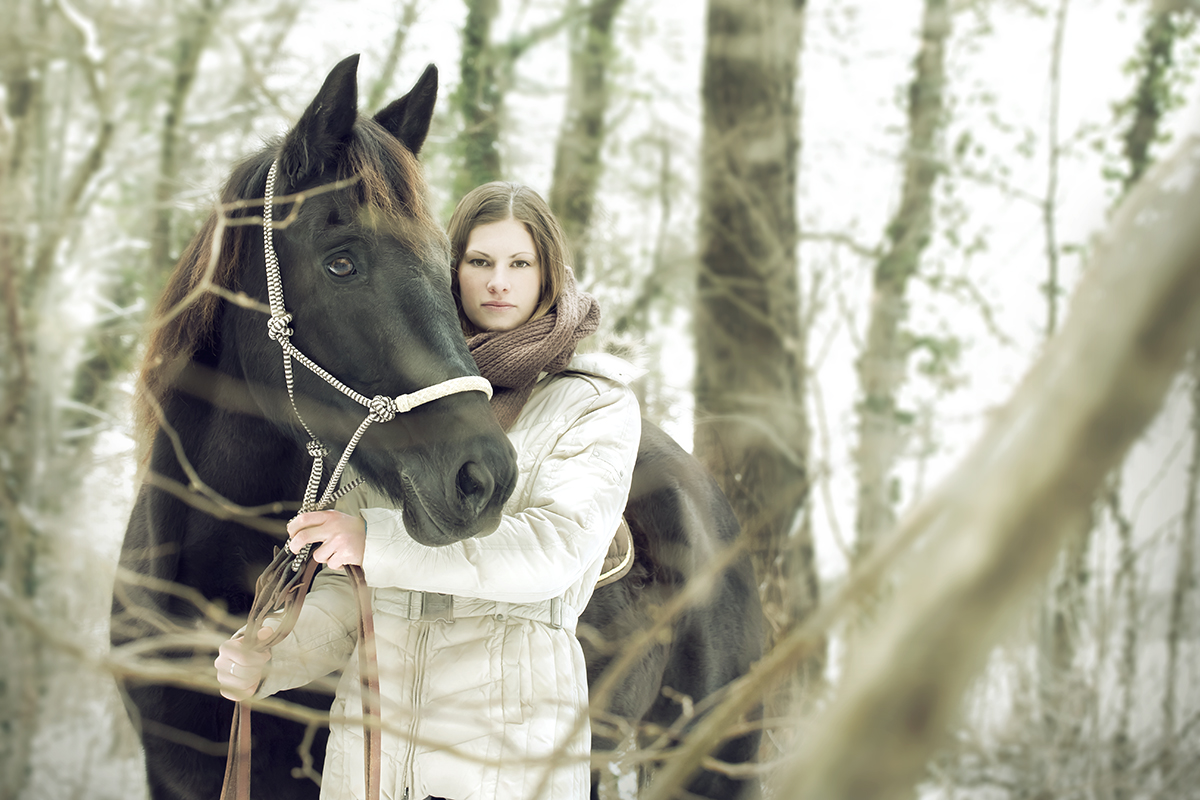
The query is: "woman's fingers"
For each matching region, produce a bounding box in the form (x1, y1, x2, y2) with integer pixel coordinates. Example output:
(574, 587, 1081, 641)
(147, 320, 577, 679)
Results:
(215, 629, 274, 701)
(286, 511, 366, 567)
(286, 510, 347, 549)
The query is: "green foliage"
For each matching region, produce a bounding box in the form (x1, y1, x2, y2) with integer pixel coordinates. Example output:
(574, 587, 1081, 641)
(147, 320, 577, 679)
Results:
(1103, 8, 1200, 195)
(906, 331, 964, 390)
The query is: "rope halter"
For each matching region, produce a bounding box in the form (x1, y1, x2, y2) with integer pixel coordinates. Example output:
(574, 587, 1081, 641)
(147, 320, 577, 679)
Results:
(261, 159, 492, 568)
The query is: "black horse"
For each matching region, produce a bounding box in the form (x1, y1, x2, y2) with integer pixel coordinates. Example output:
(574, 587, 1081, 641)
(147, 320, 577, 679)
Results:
(112, 55, 761, 800)
(582, 421, 762, 799)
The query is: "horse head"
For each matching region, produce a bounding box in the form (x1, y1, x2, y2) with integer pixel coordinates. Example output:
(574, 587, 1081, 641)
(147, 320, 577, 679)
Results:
(227, 55, 516, 545)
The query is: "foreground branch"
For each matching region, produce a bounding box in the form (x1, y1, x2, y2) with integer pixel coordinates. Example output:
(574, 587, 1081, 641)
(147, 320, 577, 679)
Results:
(773, 132, 1200, 798)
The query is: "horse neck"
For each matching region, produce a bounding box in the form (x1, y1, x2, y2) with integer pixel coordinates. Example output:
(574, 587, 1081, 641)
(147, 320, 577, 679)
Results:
(149, 366, 310, 508)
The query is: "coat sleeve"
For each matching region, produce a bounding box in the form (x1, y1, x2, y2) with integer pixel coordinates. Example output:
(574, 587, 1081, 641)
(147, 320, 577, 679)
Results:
(256, 567, 358, 697)
(355, 377, 640, 604)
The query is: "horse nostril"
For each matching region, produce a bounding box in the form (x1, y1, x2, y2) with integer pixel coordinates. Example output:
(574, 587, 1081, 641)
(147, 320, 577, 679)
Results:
(456, 461, 495, 515)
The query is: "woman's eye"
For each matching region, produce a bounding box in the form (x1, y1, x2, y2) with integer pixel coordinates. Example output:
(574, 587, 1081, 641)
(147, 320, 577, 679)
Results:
(513, 260, 532, 269)
(326, 256, 356, 277)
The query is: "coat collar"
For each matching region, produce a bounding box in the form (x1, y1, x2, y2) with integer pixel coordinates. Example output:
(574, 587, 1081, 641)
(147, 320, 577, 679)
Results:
(543, 352, 645, 386)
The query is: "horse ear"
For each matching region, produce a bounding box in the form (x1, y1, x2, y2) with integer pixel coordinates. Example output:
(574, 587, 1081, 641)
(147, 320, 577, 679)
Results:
(279, 54, 361, 185)
(373, 63, 438, 156)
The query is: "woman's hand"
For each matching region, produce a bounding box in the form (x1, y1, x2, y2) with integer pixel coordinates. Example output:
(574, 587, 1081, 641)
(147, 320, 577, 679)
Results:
(215, 626, 273, 701)
(286, 510, 366, 570)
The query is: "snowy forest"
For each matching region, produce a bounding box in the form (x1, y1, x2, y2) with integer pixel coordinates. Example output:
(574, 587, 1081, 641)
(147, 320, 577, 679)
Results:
(3, 0, 1200, 798)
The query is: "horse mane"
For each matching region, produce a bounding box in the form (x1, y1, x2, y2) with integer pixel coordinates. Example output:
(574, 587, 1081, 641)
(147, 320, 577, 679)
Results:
(133, 115, 442, 459)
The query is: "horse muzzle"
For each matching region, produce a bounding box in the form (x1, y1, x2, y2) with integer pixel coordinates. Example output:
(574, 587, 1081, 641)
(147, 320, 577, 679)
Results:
(398, 449, 514, 546)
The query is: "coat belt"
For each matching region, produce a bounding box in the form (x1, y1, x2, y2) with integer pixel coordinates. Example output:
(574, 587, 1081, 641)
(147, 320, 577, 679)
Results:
(376, 591, 573, 630)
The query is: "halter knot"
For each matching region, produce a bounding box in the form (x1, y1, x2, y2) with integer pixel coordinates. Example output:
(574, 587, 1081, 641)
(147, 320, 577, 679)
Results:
(267, 313, 294, 341)
(306, 440, 329, 458)
(367, 395, 398, 423)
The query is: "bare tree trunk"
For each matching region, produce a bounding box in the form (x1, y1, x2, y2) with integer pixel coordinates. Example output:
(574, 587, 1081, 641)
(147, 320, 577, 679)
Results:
(1042, 0, 1069, 337)
(1160, 352, 1200, 782)
(365, 0, 423, 111)
(773, 125, 1200, 800)
(1033, 0, 1088, 759)
(853, 0, 950, 563)
(694, 0, 815, 664)
(548, 0, 626, 280)
(451, 0, 573, 200)
(147, 0, 226, 284)
(1036, 512, 1090, 742)
(1106, 475, 1139, 800)
(0, 4, 79, 793)
(608, 136, 677, 425)
(1, 7, 59, 793)
(612, 136, 674, 338)
(453, 0, 504, 198)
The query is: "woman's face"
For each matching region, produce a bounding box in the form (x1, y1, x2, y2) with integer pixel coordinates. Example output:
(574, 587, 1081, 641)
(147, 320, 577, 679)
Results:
(457, 218, 543, 332)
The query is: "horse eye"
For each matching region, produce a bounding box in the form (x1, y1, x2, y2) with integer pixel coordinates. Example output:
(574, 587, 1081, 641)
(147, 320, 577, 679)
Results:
(326, 256, 356, 278)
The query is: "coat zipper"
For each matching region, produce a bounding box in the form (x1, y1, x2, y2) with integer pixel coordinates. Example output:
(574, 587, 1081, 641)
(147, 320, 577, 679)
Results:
(402, 622, 432, 798)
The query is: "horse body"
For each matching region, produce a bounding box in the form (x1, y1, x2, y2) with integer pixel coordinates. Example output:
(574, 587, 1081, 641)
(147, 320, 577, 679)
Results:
(583, 420, 763, 799)
(114, 55, 762, 800)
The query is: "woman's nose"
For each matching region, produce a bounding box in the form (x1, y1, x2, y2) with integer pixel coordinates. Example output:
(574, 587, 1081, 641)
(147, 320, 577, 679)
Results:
(487, 270, 508, 293)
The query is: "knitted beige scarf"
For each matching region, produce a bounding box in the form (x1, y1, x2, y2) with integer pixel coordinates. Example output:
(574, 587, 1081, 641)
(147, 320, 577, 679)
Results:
(467, 273, 600, 430)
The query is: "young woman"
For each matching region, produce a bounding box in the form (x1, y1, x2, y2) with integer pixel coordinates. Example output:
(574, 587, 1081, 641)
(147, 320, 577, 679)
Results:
(216, 182, 642, 800)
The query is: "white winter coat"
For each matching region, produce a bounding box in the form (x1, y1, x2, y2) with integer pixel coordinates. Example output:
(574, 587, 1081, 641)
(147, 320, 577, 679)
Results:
(258, 352, 642, 800)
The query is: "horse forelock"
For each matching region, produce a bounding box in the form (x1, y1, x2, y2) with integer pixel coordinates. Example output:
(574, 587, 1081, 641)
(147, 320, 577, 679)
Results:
(343, 117, 446, 262)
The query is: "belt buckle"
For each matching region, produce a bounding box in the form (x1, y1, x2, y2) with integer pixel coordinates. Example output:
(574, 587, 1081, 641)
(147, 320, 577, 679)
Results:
(419, 592, 454, 623)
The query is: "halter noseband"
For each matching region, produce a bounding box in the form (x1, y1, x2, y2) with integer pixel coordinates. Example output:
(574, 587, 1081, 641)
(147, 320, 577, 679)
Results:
(261, 159, 491, 566)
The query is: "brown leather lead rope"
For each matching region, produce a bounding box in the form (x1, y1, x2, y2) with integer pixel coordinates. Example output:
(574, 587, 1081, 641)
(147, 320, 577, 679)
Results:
(347, 564, 382, 800)
(220, 547, 381, 800)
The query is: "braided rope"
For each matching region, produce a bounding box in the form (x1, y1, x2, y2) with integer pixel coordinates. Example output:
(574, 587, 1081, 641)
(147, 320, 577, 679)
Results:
(260, 159, 492, 567)
(262, 162, 287, 316)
